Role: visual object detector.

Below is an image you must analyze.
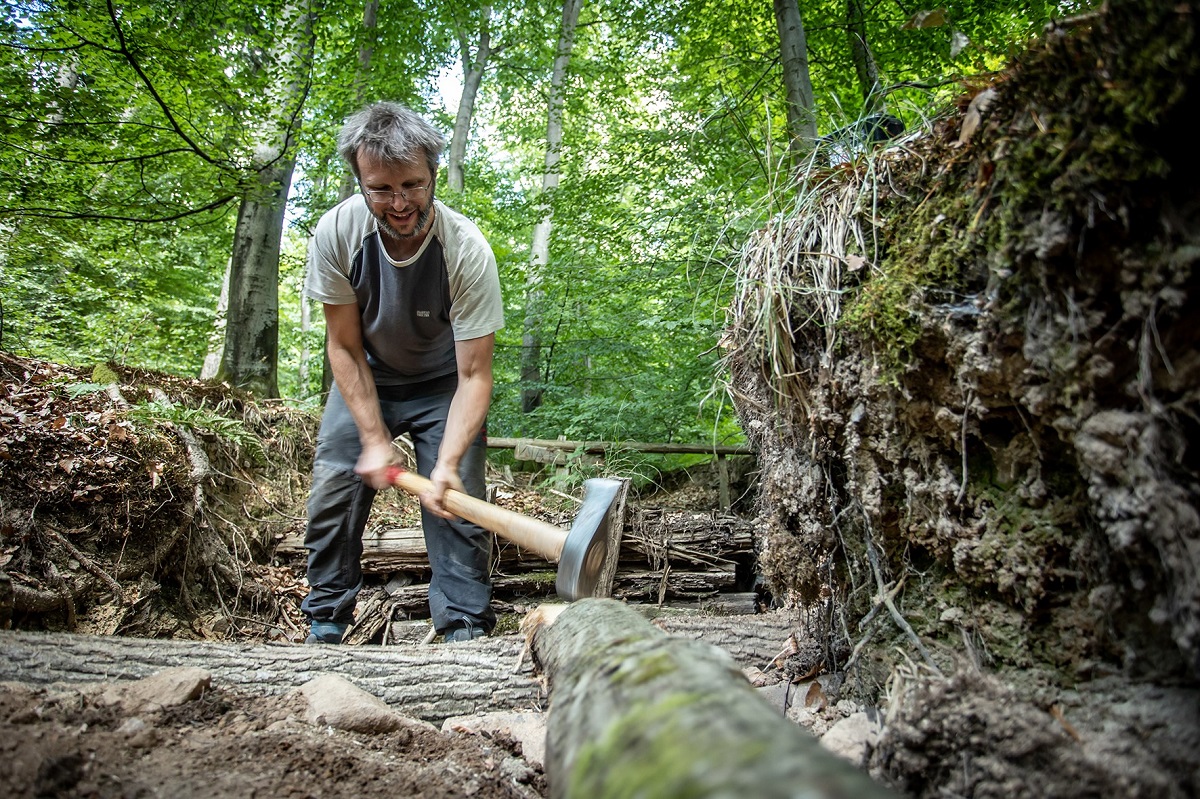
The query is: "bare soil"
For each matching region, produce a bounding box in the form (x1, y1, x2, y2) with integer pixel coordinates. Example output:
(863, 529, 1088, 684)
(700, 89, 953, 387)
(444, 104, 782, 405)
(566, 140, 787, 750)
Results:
(0, 681, 544, 799)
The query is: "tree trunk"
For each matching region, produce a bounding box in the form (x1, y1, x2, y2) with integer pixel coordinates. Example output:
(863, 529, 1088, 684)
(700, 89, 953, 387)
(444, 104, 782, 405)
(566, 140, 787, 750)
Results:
(219, 164, 291, 396)
(337, 0, 380, 201)
(218, 0, 315, 396)
(521, 0, 583, 416)
(530, 599, 898, 799)
(0, 629, 539, 725)
(847, 0, 882, 111)
(199, 260, 230, 380)
(448, 6, 492, 194)
(773, 0, 817, 155)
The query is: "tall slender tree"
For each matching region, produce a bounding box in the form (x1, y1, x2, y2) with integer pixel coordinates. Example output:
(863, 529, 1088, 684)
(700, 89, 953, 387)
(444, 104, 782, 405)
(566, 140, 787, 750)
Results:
(448, 4, 494, 193)
(521, 0, 584, 416)
(774, 0, 817, 153)
(847, 0, 882, 110)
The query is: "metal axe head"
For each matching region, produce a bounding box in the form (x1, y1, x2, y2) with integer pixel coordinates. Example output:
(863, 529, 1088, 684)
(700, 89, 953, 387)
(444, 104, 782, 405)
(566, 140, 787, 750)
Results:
(556, 478, 624, 601)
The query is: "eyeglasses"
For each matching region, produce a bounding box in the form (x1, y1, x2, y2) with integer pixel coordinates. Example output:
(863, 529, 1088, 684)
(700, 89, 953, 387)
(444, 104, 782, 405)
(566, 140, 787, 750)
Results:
(362, 181, 432, 204)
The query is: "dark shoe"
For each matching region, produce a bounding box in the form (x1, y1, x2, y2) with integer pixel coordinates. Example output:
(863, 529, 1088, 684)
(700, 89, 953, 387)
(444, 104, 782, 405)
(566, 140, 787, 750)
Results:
(305, 620, 348, 644)
(443, 620, 486, 643)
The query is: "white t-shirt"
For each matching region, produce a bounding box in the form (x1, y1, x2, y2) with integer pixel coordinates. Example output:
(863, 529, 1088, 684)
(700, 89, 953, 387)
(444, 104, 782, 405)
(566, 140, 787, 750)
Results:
(305, 196, 504, 385)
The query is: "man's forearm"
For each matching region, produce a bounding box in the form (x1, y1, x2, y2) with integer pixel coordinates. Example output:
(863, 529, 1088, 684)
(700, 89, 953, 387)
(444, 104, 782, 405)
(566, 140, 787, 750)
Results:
(437, 373, 493, 471)
(328, 345, 390, 451)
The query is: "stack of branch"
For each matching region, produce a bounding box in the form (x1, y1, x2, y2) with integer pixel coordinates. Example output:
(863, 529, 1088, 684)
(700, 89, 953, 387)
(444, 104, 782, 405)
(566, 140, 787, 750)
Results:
(613, 507, 755, 610)
(275, 500, 758, 626)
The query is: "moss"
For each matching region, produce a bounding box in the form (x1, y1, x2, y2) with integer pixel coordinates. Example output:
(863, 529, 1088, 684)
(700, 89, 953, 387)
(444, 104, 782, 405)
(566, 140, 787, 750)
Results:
(524, 570, 557, 586)
(569, 694, 704, 799)
(956, 485, 1078, 611)
(91, 363, 120, 385)
(568, 693, 777, 799)
(836, 1, 1197, 379)
(492, 613, 522, 635)
(611, 650, 676, 686)
(837, 161, 994, 378)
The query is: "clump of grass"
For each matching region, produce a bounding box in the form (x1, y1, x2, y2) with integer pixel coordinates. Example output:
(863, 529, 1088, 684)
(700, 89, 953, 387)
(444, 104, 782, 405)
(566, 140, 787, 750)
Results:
(723, 137, 900, 411)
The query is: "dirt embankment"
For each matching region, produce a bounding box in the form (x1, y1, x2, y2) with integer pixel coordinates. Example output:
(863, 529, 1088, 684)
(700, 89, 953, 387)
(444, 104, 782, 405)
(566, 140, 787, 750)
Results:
(727, 0, 1199, 795)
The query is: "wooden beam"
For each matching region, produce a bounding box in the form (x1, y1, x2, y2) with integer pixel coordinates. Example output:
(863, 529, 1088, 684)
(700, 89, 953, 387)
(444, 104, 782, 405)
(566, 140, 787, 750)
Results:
(488, 437, 751, 456)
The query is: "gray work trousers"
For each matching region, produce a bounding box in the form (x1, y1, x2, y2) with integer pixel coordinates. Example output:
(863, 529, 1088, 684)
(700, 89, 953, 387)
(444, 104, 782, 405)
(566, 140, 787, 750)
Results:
(300, 379, 494, 634)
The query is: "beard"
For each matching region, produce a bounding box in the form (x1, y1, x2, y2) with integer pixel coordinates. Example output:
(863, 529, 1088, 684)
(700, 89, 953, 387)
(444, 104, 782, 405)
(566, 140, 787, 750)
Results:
(374, 191, 435, 241)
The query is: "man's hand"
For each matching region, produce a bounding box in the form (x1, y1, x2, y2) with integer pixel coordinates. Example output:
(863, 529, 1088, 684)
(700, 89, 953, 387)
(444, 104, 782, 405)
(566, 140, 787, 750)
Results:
(423, 461, 466, 519)
(354, 441, 397, 490)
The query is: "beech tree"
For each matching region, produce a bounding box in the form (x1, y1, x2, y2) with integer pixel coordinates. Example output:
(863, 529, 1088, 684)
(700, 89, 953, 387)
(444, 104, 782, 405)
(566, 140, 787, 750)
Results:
(217, 0, 316, 397)
(518, 0, 584, 417)
(447, 3, 493, 194)
(774, 0, 816, 152)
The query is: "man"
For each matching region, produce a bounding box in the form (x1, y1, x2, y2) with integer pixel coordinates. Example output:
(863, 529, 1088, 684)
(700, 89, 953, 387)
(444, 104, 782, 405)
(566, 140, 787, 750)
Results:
(301, 102, 504, 645)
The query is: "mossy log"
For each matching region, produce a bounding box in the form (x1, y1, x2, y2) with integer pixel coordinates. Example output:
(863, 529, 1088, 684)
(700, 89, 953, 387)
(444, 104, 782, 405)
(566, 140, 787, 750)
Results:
(530, 599, 897, 799)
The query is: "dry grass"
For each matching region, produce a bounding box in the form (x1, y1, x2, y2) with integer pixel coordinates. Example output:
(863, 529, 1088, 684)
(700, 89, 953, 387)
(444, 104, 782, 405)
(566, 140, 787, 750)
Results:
(721, 145, 903, 417)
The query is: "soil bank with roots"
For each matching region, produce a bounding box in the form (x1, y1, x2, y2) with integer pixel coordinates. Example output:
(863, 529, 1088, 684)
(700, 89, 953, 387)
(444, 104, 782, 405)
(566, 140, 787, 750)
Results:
(724, 0, 1200, 795)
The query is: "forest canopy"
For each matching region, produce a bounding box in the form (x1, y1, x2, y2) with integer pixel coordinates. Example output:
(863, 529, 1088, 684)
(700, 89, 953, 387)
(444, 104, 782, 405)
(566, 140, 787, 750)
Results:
(0, 0, 1080, 445)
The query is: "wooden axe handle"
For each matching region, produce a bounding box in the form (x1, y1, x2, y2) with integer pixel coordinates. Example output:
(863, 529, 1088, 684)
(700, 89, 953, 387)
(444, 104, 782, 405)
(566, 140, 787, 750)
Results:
(387, 466, 567, 561)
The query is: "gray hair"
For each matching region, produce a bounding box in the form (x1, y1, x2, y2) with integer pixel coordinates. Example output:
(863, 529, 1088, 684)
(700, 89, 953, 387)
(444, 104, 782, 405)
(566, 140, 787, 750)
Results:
(338, 102, 444, 178)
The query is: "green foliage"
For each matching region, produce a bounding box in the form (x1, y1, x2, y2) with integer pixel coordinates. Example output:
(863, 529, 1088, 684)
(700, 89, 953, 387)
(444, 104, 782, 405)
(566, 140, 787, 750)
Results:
(1, 0, 1082, 454)
(127, 399, 266, 464)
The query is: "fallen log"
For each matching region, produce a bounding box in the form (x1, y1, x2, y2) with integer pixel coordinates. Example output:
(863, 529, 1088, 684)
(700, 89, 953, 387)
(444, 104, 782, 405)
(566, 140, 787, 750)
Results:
(642, 605, 794, 662)
(276, 527, 553, 574)
(0, 607, 799, 728)
(0, 629, 540, 724)
(611, 567, 737, 601)
(529, 599, 898, 799)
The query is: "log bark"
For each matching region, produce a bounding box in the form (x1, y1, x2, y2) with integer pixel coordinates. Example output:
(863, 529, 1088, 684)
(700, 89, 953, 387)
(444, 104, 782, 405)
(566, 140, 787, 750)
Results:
(611, 568, 737, 601)
(276, 509, 752, 576)
(0, 630, 540, 724)
(530, 599, 897, 799)
(624, 508, 754, 568)
(276, 527, 554, 574)
(647, 609, 795, 666)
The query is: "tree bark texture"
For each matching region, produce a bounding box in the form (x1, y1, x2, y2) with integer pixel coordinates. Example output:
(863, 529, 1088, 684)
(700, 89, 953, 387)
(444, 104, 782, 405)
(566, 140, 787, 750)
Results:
(219, 164, 290, 396)
(773, 0, 817, 152)
(0, 605, 799, 728)
(846, 0, 881, 109)
(531, 599, 897, 799)
(218, 0, 314, 396)
(0, 630, 540, 724)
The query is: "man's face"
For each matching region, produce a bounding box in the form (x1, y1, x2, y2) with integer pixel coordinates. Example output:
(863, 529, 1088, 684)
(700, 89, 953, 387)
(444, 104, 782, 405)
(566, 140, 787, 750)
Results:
(357, 152, 435, 241)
